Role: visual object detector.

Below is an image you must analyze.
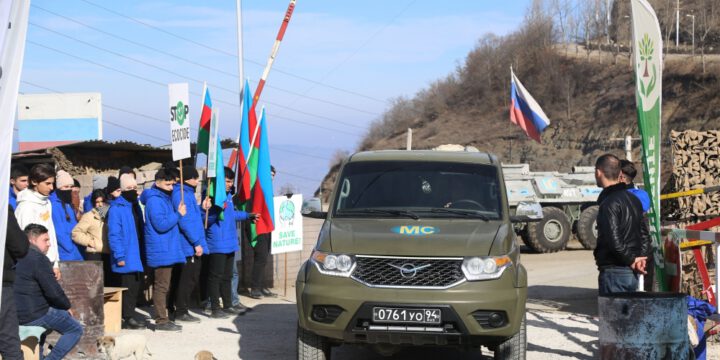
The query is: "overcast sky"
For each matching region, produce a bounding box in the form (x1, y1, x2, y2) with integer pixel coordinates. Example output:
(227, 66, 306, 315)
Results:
(20, 0, 529, 195)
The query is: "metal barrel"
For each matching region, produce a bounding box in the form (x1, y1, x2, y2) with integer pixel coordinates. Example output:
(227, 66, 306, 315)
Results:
(599, 292, 690, 360)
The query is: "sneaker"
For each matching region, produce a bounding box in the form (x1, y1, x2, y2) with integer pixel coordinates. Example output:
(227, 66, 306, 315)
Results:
(222, 306, 244, 316)
(175, 313, 201, 323)
(248, 289, 263, 299)
(155, 322, 182, 332)
(122, 317, 146, 330)
(261, 288, 278, 298)
(209, 310, 230, 319)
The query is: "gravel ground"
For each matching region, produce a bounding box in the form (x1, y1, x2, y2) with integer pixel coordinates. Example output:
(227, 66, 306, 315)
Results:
(114, 241, 716, 359)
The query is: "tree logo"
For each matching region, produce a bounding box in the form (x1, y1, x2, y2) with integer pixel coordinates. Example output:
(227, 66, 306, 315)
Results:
(171, 101, 188, 126)
(637, 34, 657, 99)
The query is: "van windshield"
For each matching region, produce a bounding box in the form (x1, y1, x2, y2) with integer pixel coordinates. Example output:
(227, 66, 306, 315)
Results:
(333, 161, 503, 219)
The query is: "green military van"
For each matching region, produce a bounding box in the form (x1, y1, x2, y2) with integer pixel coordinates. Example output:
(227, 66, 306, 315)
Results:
(297, 150, 538, 359)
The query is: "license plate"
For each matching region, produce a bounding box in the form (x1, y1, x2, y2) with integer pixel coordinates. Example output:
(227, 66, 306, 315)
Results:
(372, 307, 441, 324)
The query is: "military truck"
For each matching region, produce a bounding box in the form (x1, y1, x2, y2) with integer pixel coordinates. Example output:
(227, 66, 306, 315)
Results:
(298, 149, 538, 359)
(503, 163, 602, 253)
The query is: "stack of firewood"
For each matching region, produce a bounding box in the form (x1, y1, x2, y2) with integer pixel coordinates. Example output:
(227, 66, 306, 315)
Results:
(670, 130, 720, 219)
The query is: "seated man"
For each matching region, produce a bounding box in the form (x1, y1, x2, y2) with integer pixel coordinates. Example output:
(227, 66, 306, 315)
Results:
(14, 224, 83, 360)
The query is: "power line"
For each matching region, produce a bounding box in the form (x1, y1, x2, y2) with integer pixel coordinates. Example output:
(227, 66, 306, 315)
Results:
(276, 170, 323, 183)
(25, 41, 365, 135)
(28, 7, 382, 116)
(74, 0, 388, 104)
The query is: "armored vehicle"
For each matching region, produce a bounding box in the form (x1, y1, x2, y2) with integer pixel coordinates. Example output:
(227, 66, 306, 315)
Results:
(297, 150, 538, 359)
(503, 163, 601, 253)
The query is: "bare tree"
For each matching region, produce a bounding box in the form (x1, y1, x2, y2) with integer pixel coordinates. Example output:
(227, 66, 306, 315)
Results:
(696, 0, 717, 74)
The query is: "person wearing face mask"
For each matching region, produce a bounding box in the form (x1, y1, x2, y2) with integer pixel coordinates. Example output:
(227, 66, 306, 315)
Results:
(171, 166, 210, 323)
(83, 175, 108, 214)
(143, 168, 187, 331)
(108, 173, 146, 330)
(15, 163, 62, 279)
(49, 170, 84, 261)
(72, 189, 112, 285)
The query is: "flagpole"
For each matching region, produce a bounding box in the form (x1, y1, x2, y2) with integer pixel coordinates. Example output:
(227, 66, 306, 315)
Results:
(245, 106, 264, 163)
(250, 0, 296, 114)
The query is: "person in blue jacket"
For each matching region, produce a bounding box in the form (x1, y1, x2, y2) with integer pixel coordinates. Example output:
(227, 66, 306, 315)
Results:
(205, 167, 258, 318)
(619, 160, 651, 213)
(82, 175, 108, 214)
(9, 164, 29, 211)
(171, 166, 210, 323)
(108, 173, 146, 330)
(144, 168, 186, 332)
(50, 170, 84, 261)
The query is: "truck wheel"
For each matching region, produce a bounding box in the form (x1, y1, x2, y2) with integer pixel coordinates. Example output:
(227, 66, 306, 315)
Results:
(494, 314, 526, 360)
(526, 207, 571, 253)
(576, 205, 599, 250)
(297, 325, 331, 360)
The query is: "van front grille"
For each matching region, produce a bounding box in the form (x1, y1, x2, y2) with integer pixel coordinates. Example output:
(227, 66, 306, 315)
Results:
(351, 256, 465, 289)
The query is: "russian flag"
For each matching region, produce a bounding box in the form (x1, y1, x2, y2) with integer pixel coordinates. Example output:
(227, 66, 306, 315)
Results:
(510, 68, 550, 143)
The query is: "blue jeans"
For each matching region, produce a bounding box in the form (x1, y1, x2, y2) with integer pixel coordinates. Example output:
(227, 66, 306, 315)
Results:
(25, 308, 83, 360)
(598, 267, 639, 295)
(231, 250, 240, 306)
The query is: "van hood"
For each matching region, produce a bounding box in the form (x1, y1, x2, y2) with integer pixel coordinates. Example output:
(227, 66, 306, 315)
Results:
(325, 218, 506, 257)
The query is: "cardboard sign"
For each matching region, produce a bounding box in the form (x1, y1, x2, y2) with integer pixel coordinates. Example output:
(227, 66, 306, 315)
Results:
(169, 83, 191, 161)
(271, 194, 303, 254)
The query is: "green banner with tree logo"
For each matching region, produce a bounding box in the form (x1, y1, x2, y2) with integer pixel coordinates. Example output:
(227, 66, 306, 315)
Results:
(631, 0, 666, 291)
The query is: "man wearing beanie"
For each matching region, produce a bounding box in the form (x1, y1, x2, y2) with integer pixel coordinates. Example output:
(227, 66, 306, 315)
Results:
(105, 176, 121, 201)
(83, 175, 108, 213)
(50, 170, 84, 261)
(108, 173, 147, 329)
(144, 169, 186, 331)
(171, 166, 209, 323)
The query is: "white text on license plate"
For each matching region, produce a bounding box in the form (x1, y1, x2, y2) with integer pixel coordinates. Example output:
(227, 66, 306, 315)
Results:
(372, 308, 441, 324)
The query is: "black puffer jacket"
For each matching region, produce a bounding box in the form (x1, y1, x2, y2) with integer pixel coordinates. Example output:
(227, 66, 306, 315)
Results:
(3, 205, 29, 285)
(594, 183, 650, 268)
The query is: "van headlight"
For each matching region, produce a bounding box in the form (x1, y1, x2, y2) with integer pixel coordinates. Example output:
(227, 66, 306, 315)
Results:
(462, 256, 512, 281)
(311, 250, 355, 277)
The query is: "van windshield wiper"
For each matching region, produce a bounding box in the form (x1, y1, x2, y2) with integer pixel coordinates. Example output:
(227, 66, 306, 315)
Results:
(428, 208, 490, 221)
(338, 208, 420, 220)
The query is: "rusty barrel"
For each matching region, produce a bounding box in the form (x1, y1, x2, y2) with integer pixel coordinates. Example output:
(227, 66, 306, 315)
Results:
(599, 292, 690, 360)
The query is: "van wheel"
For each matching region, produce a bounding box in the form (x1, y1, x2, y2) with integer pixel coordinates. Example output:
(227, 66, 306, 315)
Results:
(494, 314, 526, 360)
(297, 325, 331, 360)
(576, 205, 599, 250)
(525, 207, 571, 253)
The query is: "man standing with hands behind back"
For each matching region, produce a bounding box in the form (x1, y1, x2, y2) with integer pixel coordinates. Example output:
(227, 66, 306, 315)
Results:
(593, 154, 649, 295)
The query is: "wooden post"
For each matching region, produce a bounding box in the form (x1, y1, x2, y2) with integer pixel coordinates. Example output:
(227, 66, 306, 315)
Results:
(179, 159, 185, 206)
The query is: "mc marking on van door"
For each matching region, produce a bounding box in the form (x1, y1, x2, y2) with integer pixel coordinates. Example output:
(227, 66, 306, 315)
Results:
(391, 226, 438, 236)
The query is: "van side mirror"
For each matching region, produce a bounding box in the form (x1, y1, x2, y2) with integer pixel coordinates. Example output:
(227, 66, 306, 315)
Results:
(510, 202, 544, 223)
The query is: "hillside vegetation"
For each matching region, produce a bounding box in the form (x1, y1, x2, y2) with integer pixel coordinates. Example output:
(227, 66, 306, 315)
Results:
(316, 0, 720, 201)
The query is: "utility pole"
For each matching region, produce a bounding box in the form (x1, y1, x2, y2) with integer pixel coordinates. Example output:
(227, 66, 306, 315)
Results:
(610, 135, 641, 161)
(606, 0, 611, 45)
(406, 128, 412, 150)
(676, 0, 680, 48)
(687, 14, 695, 56)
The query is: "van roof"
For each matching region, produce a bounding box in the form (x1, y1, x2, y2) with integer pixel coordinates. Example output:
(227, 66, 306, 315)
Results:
(347, 150, 496, 165)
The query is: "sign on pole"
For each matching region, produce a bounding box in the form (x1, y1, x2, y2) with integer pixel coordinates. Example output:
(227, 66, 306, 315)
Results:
(631, 0, 665, 290)
(271, 194, 303, 254)
(207, 108, 220, 178)
(169, 83, 191, 161)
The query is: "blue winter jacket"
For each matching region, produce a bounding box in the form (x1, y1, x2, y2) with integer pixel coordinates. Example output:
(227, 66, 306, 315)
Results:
(83, 193, 93, 213)
(143, 186, 185, 268)
(49, 192, 84, 261)
(205, 192, 250, 255)
(9, 186, 17, 211)
(172, 184, 208, 257)
(628, 186, 651, 213)
(107, 195, 144, 273)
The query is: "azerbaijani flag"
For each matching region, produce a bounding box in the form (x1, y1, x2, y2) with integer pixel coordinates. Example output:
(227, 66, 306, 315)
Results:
(237, 80, 255, 202)
(196, 83, 213, 156)
(509, 68, 550, 143)
(207, 136, 227, 209)
(249, 107, 275, 244)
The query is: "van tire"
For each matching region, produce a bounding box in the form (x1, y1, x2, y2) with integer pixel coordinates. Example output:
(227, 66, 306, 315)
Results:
(525, 207, 571, 253)
(297, 325, 331, 360)
(494, 314, 526, 360)
(577, 205, 599, 250)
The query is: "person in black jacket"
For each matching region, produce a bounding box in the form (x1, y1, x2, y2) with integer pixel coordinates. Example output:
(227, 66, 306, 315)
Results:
(0, 206, 29, 360)
(14, 224, 83, 360)
(593, 154, 649, 295)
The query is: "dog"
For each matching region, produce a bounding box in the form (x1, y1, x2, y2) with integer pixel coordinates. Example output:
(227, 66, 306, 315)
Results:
(194, 350, 217, 360)
(97, 334, 151, 360)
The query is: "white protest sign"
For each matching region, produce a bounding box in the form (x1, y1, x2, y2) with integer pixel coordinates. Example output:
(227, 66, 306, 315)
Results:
(169, 83, 191, 161)
(271, 194, 303, 254)
(207, 108, 220, 177)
